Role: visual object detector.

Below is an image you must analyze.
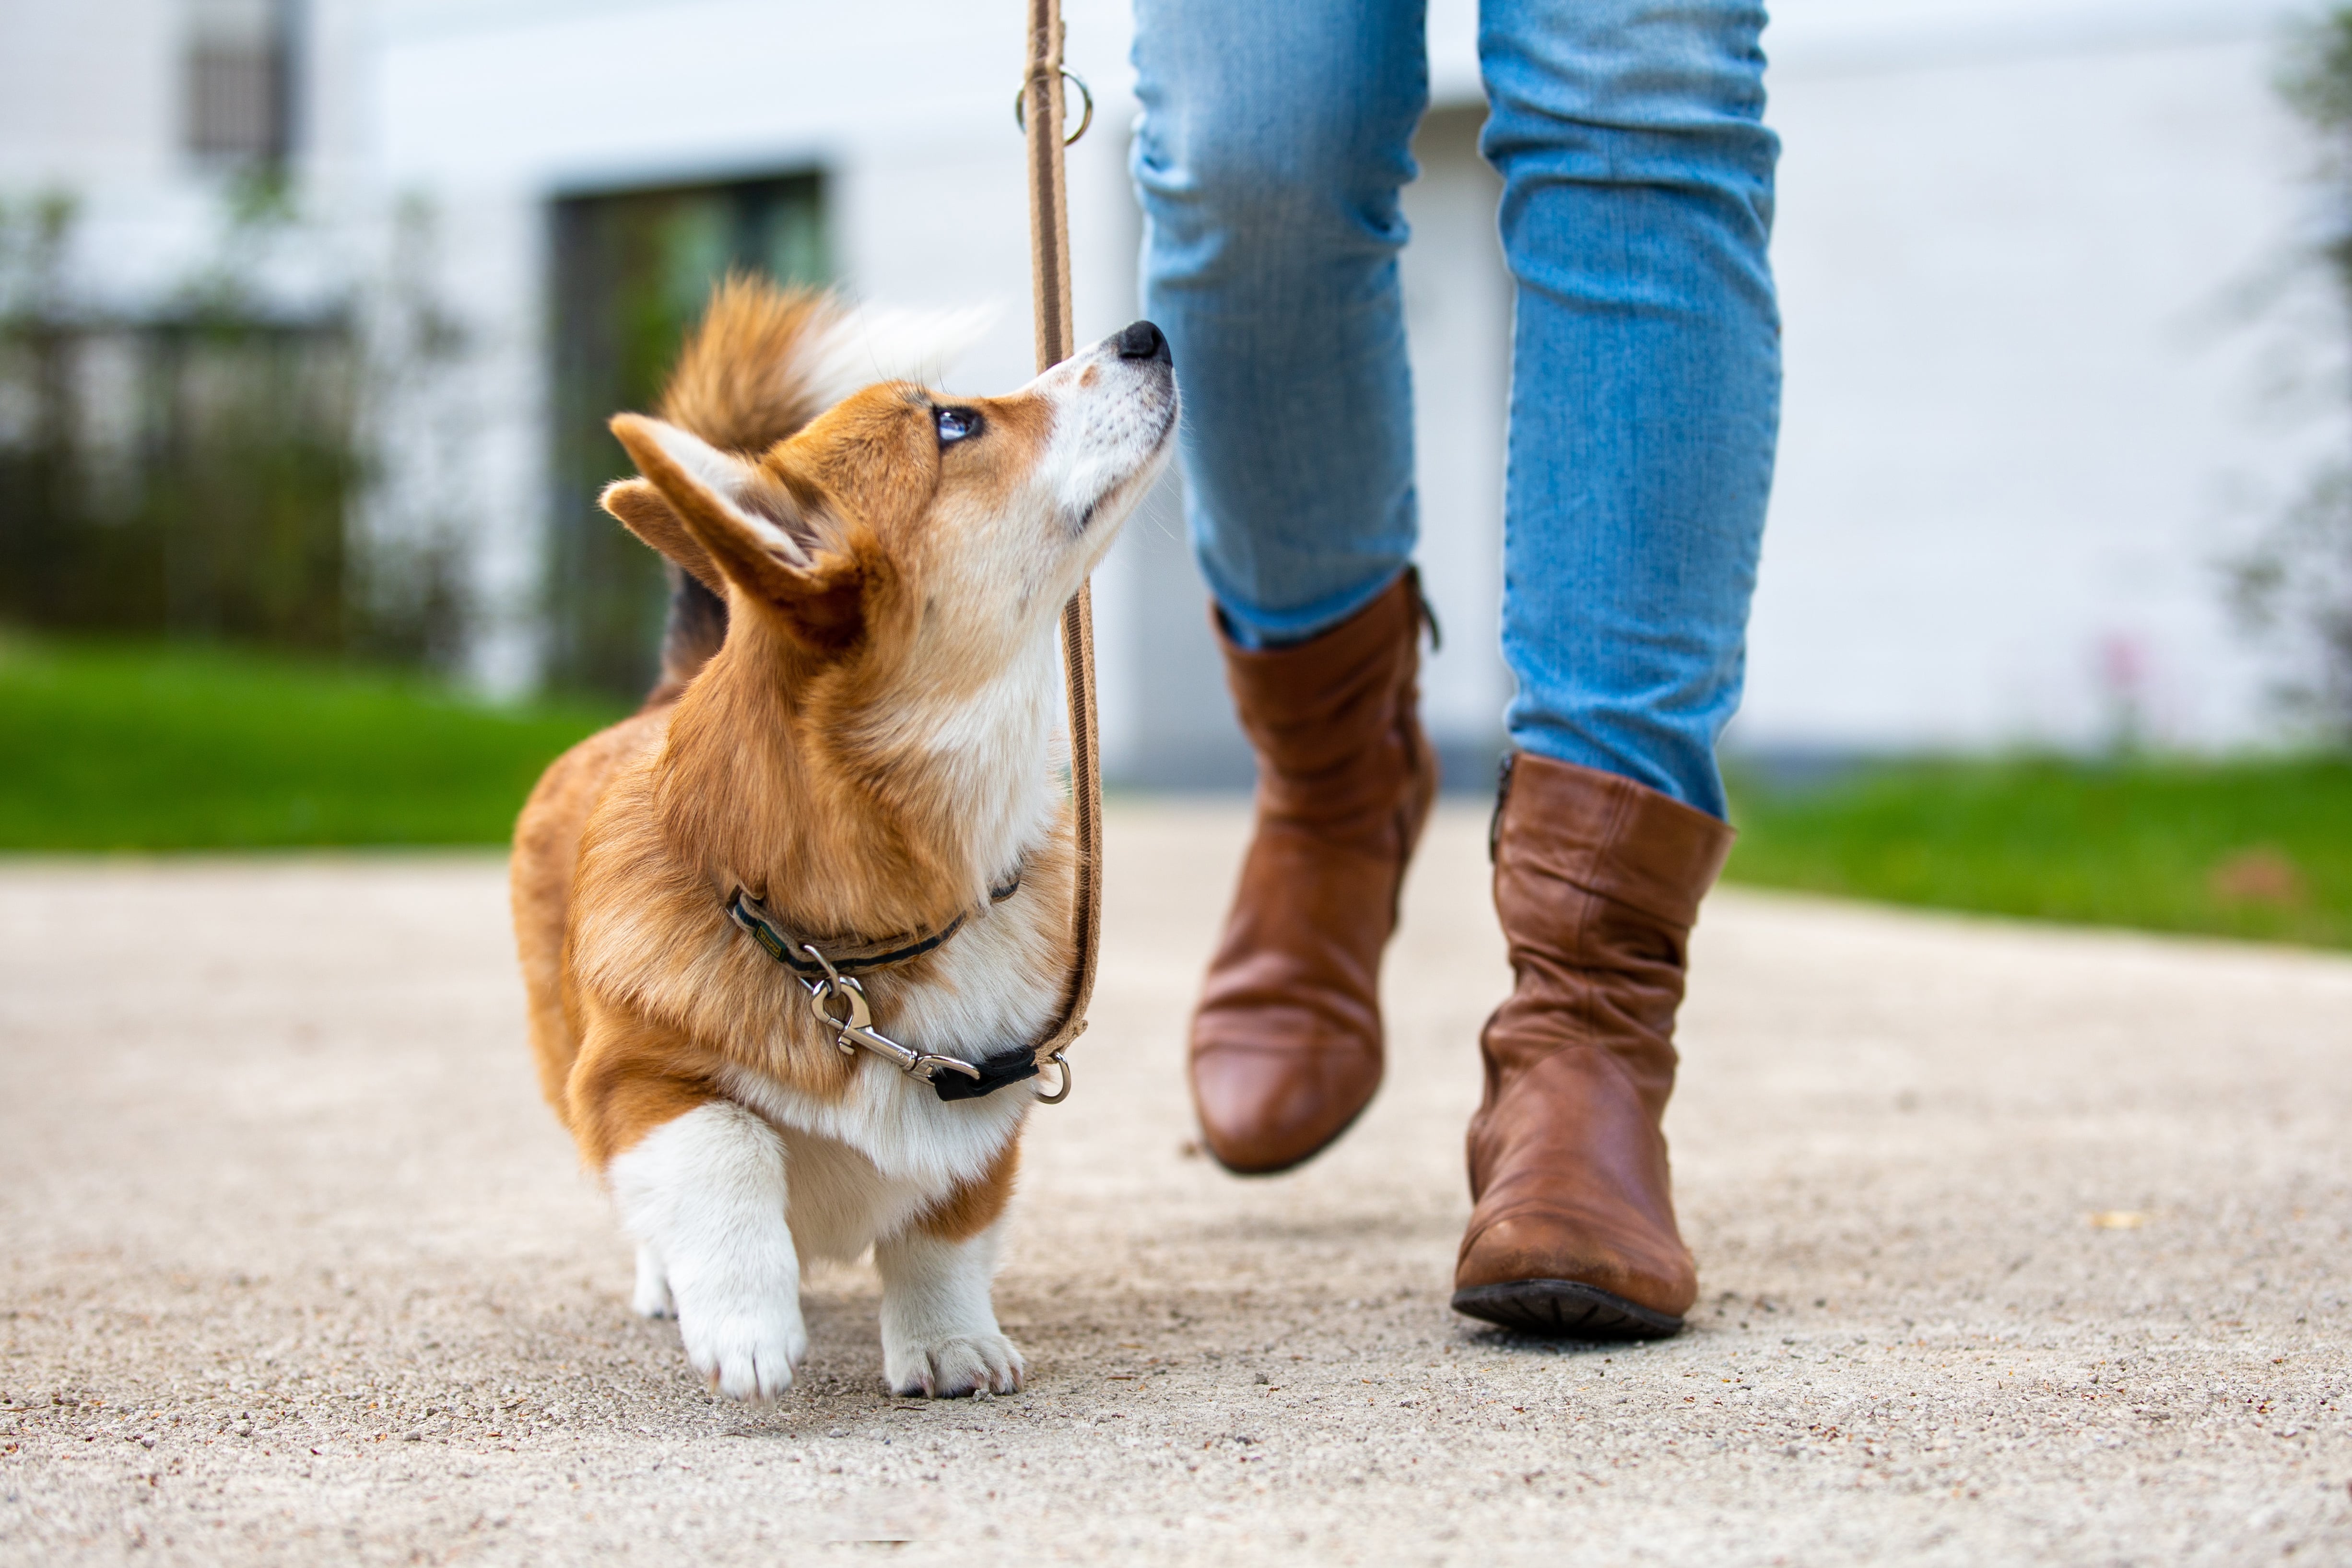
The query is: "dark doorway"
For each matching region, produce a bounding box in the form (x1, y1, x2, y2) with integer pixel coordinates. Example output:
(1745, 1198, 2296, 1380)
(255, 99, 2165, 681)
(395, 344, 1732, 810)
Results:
(546, 173, 827, 699)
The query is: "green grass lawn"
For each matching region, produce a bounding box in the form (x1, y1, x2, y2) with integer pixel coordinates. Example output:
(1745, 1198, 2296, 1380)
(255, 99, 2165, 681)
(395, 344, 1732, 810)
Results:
(0, 635, 624, 850)
(1725, 755, 2352, 951)
(5, 637, 2346, 952)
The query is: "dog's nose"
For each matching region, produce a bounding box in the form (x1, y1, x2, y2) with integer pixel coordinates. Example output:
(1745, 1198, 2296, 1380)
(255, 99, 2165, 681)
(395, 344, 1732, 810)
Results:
(1117, 320, 1171, 365)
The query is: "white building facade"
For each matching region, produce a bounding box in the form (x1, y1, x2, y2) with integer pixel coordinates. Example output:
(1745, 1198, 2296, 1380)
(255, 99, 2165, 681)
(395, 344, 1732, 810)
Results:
(0, 0, 2330, 777)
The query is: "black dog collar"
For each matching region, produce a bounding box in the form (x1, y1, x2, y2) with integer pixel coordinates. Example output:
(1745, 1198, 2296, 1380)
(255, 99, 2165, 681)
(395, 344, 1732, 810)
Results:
(725, 870, 1067, 1105)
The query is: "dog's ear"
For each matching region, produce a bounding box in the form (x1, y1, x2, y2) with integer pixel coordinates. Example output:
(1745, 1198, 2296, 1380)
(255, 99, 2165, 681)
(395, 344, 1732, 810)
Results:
(607, 413, 865, 653)
(599, 479, 725, 597)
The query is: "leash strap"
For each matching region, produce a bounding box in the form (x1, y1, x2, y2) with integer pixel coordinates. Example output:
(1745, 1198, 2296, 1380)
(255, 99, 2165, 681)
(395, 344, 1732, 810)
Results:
(1023, 0, 1102, 1071)
(932, 1052, 1042, 1101)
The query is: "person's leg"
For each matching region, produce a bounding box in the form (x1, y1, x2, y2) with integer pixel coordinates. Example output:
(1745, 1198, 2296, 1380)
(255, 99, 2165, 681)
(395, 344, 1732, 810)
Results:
(1131, 0, 1428, 644)
(1452, 0, 1777, 1339)
(1133, 0, 1441, 1174)
(1485, 0, 1779, 820)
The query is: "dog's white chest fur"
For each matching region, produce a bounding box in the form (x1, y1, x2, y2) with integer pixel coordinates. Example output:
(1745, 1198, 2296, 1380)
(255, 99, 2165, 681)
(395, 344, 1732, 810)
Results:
(718, 1053, 1035, 1261)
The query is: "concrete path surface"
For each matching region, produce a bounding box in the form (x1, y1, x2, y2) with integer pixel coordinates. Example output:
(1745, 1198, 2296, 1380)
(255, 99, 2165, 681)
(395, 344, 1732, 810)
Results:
(2, 802, 2348, 1566)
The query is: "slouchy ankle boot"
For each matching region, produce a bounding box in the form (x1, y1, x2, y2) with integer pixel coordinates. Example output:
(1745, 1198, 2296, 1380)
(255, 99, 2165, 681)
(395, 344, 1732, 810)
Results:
(1452, 752, 1732, 1338)
(1189, 572, 1438, 1174)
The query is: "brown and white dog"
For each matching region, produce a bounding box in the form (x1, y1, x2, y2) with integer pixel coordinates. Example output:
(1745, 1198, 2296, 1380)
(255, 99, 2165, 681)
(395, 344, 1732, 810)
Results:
(511, 279, 1175, 1400)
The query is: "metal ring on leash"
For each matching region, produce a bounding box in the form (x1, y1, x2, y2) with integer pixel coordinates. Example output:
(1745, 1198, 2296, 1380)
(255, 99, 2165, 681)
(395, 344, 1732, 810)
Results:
(1013, 67, 1093, 145)
(1034, 1049, 1072, 1104)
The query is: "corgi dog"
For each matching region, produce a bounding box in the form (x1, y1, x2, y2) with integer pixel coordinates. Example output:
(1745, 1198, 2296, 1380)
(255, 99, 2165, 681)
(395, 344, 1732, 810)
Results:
(510, 278, 1176, 1399)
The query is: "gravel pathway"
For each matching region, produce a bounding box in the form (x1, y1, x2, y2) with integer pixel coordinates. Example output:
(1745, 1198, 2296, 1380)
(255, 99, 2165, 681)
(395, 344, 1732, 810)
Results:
(2, 803, 2347, 1565)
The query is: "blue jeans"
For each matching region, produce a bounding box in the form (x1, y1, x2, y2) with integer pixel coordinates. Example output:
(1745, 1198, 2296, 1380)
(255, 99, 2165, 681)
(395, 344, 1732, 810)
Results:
(1131, 0, 1779, 818)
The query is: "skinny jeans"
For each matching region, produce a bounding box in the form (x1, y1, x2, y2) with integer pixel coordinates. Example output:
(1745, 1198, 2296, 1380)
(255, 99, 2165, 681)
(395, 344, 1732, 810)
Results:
(1131, 0, 1780, 817)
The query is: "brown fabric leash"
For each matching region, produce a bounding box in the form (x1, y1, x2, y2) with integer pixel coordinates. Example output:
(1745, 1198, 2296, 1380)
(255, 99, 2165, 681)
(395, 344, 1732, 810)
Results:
(715, 15, 1098, 1104)
(1023, 0, 1102, 1072)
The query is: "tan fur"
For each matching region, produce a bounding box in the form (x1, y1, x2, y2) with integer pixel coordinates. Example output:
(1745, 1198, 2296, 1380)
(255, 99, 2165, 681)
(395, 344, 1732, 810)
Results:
(562, 989, 724, 1168)
(602, 484, 723, 596)
(913, 1139, 1022, 1244)
(510, 707, 671, 1116)
(507, 277, 1175, 1399)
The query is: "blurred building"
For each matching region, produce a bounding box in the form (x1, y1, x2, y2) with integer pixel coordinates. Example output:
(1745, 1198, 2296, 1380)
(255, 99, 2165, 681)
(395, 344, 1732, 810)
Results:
(1755, 0, 2329, 759)
(0, 0, 2327, 777)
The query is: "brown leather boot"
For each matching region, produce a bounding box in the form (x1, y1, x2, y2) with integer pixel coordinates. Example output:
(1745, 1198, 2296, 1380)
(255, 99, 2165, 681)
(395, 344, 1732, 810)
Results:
(1452, 752, 1732, 1338)
(1188, 571, 1438, 1174)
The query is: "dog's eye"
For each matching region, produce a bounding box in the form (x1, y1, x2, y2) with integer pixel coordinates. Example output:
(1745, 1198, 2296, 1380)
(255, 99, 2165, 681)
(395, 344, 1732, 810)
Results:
(935, 407, 980, 445)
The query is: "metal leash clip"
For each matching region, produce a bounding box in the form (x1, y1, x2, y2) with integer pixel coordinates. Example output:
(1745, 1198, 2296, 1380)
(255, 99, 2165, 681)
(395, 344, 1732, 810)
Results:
(799, 943, 982, 1085)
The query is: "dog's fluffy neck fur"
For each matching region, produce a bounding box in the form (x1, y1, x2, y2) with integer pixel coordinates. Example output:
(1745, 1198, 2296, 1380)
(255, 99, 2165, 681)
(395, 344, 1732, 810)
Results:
(655, 595, 1064, 945)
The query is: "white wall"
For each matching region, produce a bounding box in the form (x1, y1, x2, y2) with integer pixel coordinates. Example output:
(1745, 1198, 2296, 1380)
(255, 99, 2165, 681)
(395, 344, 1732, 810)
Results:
(1398, 108, 1512, 769)
(1746, 0, 2329, 752)
(0, 0, 179, 189)
(4, 0, 2331, 761)
(1073, 0, 2339, 769)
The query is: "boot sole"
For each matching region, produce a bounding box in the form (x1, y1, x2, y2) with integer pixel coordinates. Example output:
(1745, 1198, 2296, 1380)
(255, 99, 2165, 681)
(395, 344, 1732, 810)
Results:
(1450, 1280, 1684, 1341)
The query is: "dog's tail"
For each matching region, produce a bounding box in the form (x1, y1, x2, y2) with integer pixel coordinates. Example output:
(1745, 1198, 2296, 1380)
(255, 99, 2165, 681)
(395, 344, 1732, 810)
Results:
(643, 277, 838, 700)
(659, 274, 848, 458)
(641, 275, 996, 700)
(646, 566, 729, 707)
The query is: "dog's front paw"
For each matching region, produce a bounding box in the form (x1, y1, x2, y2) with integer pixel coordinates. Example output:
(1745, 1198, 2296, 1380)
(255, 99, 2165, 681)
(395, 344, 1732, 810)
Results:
(885, 1332, 1025, 1399)
(678, 1292, 807, 1401)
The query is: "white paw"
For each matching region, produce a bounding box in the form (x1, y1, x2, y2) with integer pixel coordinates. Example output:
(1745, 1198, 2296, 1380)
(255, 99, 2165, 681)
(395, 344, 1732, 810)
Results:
(885, 1332, 1025, 1399)
(677, 1285, 807, 1402)
(631, 1243, 674, 1319)
(606, 1101, 801, 1403)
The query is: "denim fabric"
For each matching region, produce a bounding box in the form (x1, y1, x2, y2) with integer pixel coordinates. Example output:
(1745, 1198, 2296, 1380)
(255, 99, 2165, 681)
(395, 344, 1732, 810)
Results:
(1131, 0, 1780, 817)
